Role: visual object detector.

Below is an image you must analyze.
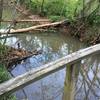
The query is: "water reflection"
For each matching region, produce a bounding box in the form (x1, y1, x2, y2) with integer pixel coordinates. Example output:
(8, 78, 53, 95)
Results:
(1, 32, 100, 100)
(63, 55, 100, 100)
(75, 55, 100, 100)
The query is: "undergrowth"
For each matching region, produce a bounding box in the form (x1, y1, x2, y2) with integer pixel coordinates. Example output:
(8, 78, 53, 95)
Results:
(21, 0, 83, 21)
(0, 64, 16, 100)
(0, 43, 16, 100)
(16, 0, 100, 24)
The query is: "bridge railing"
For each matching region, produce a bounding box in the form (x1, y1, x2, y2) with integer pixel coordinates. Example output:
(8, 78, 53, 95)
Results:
(0, 44, 100, 96)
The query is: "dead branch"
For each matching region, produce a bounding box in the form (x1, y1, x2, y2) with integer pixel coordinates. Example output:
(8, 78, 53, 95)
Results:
(0, 20, 66, 34)
(0, 19, 50, 23)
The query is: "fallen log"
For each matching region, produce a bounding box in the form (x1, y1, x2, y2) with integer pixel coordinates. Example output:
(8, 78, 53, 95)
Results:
(0, 20, 66, 34)
(0, 19, 50, 23)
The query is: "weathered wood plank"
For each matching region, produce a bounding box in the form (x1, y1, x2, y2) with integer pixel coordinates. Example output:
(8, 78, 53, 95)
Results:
(0, 44, 100, 96)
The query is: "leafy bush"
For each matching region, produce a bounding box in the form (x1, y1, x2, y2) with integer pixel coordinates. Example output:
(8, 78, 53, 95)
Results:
(26, 0, 81, 20)
(0, 64, 10, 83)
(22, 0, 100, 24)
(0, 64, 16, 100)
(48, 15, 63, 22)
(44, 0, 66, 16)
(29, 0, 42, 14)
(0, 43, 8, 56)
(93, 15, 100, 25)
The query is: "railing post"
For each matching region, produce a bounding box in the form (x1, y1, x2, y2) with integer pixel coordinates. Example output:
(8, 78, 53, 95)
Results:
(63, 62, 81, 100)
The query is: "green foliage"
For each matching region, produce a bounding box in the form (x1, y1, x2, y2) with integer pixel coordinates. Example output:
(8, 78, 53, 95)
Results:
(88, 15, 100, 25)
(44, 0, 66, 16)
(93, 15, 100, 25)
(0, 43, 8, 55)
(48, 15, 63, 22)
(87, 5, 100, 25)
(0, 95, 16, 100)
(25, 0, 82, 20)
(65, 0, 80, 20)
(21, 0, 100, 24)
(0, 64, 10, 83)
(30, 0, 42, 14)
(0, 56, 16, 100)
(29, 0, 66, 15)
(0, 43, 16, 100)
(0, 64, 16, 100)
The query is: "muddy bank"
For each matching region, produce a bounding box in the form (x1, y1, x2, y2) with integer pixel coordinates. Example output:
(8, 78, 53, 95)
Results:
(58, 21, 100, 45)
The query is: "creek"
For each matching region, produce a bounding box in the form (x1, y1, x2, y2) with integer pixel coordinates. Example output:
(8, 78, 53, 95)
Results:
(0, 7, 100, 100)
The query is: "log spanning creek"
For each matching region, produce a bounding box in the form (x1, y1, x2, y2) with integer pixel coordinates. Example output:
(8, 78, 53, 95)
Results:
(0, 7, 100, 100)
(0, 32, 100, 100)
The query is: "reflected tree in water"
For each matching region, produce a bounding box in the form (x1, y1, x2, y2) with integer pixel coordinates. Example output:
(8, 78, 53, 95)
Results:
(63, 55, 100, 100)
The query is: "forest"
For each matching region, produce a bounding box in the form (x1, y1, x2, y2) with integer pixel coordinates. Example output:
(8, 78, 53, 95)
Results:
(0, 0, 100, 100)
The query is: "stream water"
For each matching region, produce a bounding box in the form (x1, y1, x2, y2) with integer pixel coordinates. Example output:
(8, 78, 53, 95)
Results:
(1, 32, 100, 100)
(0, 7, 100, 100)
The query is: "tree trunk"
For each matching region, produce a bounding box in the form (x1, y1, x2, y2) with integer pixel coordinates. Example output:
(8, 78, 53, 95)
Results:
(63, 63, 80, 100)
(41, 0, 45, 13)
(0, 0, 3, 26)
